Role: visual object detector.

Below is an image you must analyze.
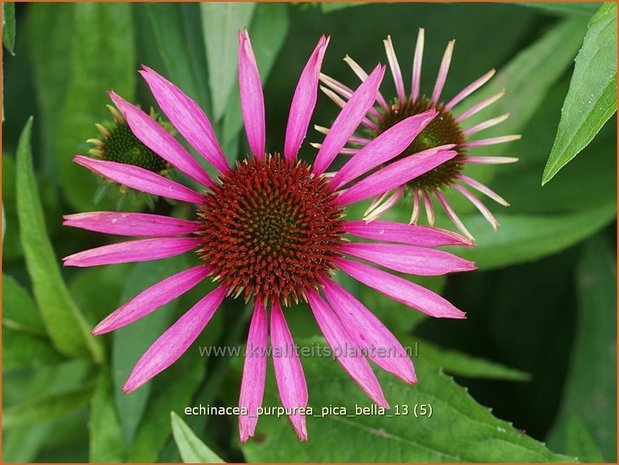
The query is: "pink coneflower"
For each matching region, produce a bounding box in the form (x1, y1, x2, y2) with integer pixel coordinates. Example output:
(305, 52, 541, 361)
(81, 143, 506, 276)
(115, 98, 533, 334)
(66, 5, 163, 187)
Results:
(63, 30, 475, 442)
(319, 29, 520, 239)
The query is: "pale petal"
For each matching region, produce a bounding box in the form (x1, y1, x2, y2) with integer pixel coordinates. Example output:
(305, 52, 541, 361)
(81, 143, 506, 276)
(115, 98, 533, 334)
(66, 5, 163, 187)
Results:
(239, 299, 268, 442)
(411, 28, 424, 103)
(435, 191, 473, 240)
(444, 69, 495, 111)
(431, 40, 455, 105)
(465, 156, 519, 164)
(363, 186, 405, 222)
(63, 237, 200, 267)
(453, 184, 499, 231)
(307, 289, 389, 408)
(123, 286, 226, 392)
(463, 135, 521, 147)
(462, 113, 509, 136)
(271, 301, 308, 440)
(335, 257, 467, 319)
(73, 156, 203, 204)
(140, 66, 230, 174)
(93, 264, 211, 335)
(423, 189, 435, 226)
(63, 212, 197, 237)
(455, 89, 505, 122)
(321, 278, 416, 383)
(457, 174, 509, 206)
(384, 35, 406, 103)
(343, 55, 390, 111)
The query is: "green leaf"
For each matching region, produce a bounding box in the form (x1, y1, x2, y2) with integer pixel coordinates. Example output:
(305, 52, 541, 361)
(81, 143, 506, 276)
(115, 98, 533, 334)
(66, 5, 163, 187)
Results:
(113, 257, 188, 442)
(547, 236, 617, 461)
(3, 273, 45, 335)
(3, 382, 95, 430)
(550, 414, 605, 462)
(521, 2, 601, 16)
(542, 3, 617, 184)
(417, 340, 531, 381)
(171, 412, 225, 463)
(2, 328, 64, 371)
(201, 2, 256, 121)
(57, 3, 136, 211)
(242, 338, 572, 462)
(454, 202, 616, 269)
(16, 118, 103, 361)
(321, 2, 368, 13)
(2, 2, 15, 54)
(89, 372, 126, 462)
(145, 4, 210, 110)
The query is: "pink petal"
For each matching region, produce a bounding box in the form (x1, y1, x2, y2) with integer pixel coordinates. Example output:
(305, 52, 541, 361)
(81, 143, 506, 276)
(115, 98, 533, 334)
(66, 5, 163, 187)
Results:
(335, 257, 467, 319)
(342, 220, 473, 247)
(139, 66, 230, 174)
(339, 242, 476, 276)
(284, 35, 330, 163)
(463, 135, 521, 147)
(455, 89, 505, 122)
(411, 28, 424, 103)
(321, 278, 416, 383)
(109, 92, 214, 188)
(239, 299, 268, 442)
(93, 264, 211, 335)
(63, 237, 200, 267)
(434, 191, 473, 240)
(384, 35, 406, 103)
(312, 65, 385, 175)
(307, 289, 389, 408)
(73, 156, 203, 204)
(123, 286, 226, 393)
(270, 300, 308, 441)
(431, 40, 455, 105)
(336, 147, 457, 206)
(453, 184, 499, 231)
(63, 212, 197, 237)
(457, 174, 509, 206)
(330, 110, 437, 189)
(238, 29, 266, 160)
(444, 69, 495, 111)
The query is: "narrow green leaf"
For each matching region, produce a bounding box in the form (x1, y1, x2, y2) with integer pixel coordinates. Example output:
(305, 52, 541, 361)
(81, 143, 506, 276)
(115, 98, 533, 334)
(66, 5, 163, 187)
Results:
(418, 340, 531, 381)
(550, 414, 605, 462)
(3, 273, 45, 335)
(171, 412, 225, 463)
(113, 257, 188, 442)
(2, 2, 15, 54)
(16, 118, 103, 361)
(321, 2, 368, 13)
(521, 2, 601, 16)
(547, 236, 617, 461)
(454, 202, 616, 269)
(57, 3, 136, 211)
(201, 2, 256, 121)
(542, 3, 617, 184)
(89, 372, 126, 462)
(242, 338, 572, 462)
(3, 382, 95, 430)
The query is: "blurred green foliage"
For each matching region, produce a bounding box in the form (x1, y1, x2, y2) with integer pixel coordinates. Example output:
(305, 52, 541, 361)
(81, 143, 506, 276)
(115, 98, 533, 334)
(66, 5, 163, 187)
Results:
(2, 2, 616, 463)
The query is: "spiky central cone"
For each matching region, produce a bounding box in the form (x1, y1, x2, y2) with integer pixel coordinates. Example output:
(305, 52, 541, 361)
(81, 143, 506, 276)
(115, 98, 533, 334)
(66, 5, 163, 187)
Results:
(104, 123, 169, 173)
(196, 155, 345, 304)
(376, 97, 466, 191)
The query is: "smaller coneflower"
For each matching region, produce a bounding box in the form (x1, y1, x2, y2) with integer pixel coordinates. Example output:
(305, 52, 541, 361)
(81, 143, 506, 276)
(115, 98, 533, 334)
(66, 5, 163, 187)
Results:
(87, 104, 175, 208)
(319, 29, 520, 239)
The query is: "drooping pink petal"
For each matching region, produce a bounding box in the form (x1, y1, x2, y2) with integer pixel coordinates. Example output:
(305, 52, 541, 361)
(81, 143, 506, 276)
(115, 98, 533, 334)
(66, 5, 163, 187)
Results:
(330, 110, 437, 189)
(444, 69, 495, 111)
(384, 35, 406, 103)
(435, 191, 473, 240)
(239, 299, 268, 443)
(364, 186, 404, 222)
(343, 55, 389, 111)
(463, 135, 521, 147)
(313, 65, 385, 175)
(73, 156, 203, 204)
(270, 300, 308, 441)
(453, 184, 499, 230)
(284, 36, 330, 163)
(139, 66, 230, 174)
(462, 113, 509, 136)
(342, 220, 473, 247)
(238, 29, 266, 160)
(431, 40, 455, 106)
(465, 156, 519, 164)
(123, 286, 226, 393)
(457, 174, 509, 206)
(63, 212, 197, 237)
(63, 237, 200, 267)
(93, 264, 211, 335)
(411, 28, 425, 103)
(339, 242, 476, 276)
(109, 92, 214, 188)
(455, 89, 505, 122)
(335, 257, 467, 319)
(422, 189, 435, 226)
(336, 147, 457, 206)
(321, 278, 416, 384)
(307, 289, 389, 408)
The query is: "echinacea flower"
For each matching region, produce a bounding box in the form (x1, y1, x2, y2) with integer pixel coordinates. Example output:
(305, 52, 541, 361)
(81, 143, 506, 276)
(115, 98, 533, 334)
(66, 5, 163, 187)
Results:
(319, 29, 520, 239)
(64, 30, 475, 442)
